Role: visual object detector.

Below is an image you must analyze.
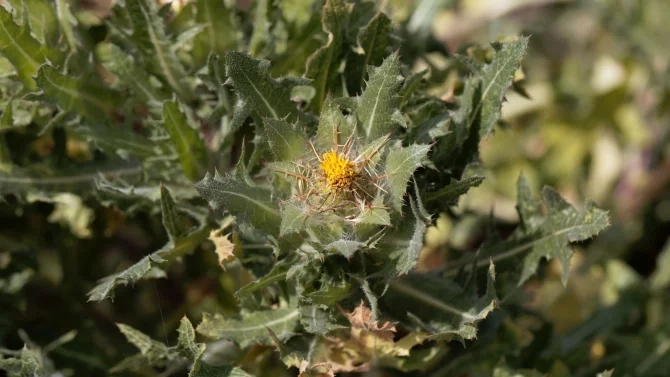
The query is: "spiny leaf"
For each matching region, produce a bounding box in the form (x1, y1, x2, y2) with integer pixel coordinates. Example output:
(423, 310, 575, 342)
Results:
(248, 0, 272, 57)
(305, 0, 350, 112)
(177, 317, 204, 362)
(300, 305, 345, 335)
(384, 143, 430, 212)
(0, 345, 44, 377)
(315, 95, 353, 151)
(0, 160, 143, 196)
(304, 277, 356, 305)
(236, 259, 292, 298)
(451, 175, 610, 286)
(411, 113, 451, 144)
(472, 37, 529, 137)
(72, 123, 168, 161)
(224, 51, 309, 128)
(325, 239, 366, 259)
(117, 324, 172, 358)
(87, 224, 209, 302)
(398, 69, 427, 106)
(160, 185, 186, 242)
(5, 0, 59, 46)
(264, 118, 307, 161)
(516, 181, 609, 285)
(195, 172, 281, 236)
(96, 43, 168, 107)
(346, 11, 394, 94)
(0, 5, 49, 90)
(55, 0, 77, 51)
(162, 100, 207, 181)
(115, 318, 251, 377)
(280, 201, 309, 236)
(192, 0, 238, 68)
(385, 262, 497, 342)
(197, 303, 300, 348)
(35, 65, 122, 121)
(426, 176, 485, 205)
(354, 195, 390, 225)
(125, 0, 193, 102)
(387, 195, 429, 276)
(358, 53, 404, 140)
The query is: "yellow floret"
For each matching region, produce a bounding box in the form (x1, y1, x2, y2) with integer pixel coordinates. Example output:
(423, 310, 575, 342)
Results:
(320, 150, 358, 191)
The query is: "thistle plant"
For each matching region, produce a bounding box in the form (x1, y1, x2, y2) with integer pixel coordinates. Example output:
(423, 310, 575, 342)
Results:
(0, 0, 616, 376)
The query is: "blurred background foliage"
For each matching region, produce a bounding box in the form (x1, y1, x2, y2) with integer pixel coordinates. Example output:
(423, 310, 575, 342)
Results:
(1, 0, 669, 376)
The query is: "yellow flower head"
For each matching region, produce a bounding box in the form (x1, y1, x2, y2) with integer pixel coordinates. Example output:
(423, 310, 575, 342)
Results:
(320, 150, 358, 191)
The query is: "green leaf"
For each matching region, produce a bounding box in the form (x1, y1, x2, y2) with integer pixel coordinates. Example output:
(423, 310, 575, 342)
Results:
(115, 318, 251, 377)
(236, 259, 291, 298)
(264, 118, 307, 161)
(304, 276, 356, 305)
(125, 0, 193, 102)
(55, 0, 78, 51)
(162, 100, 207, 181)
(280, 201, 309, 236)
(248, 0, 272, 57)
(384, 143, 431, 212)
(195, 172, 281, 236)
(361, 278, 379, 321)
(35, 65, 122, 121)
(117, 323, 174, 361)
(0, 160, 143, 196)
(426, 176, 485, 205)
(430, 78, 480, 172)
(96, 43, 168, 106)
(192, 0, 238, 67)
(387, 195, 428, 276)
(411, 113, 451, 144)
(300, 305, 345, 335)
(177, 317, 204, 362)
(6, 0, 59, 46)
(514, 175, 609, 284)
(305, 0, 349, 112)
(358, 53, 404, 140)
(399, 69, 427, 107)
(87, 228, 208, 301)
(325, 239, 366, 258)
(0, 346, 44, 377)
(197, 303, 300, 347)
(472, 38, 529, 137)
(0, 97, 13, 131)
(160, 185, 187, 242)
(0, 6, 49, 90)
(224, 51, 309, 128)
(177, 317, 243, 377)
(385, 262, 497, 342)
(72, 123, 167, 161)
(354, 195, 391, 225)
(314, 95, 353, 151)
(88, 213, 208, 301)
(596, 370, 614, 377)
(346, 11, 394, 94)
(450, 175, 610, 286)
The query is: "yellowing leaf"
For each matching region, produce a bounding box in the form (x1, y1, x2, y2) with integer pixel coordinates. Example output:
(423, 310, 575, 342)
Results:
(208, 230, 237, 267)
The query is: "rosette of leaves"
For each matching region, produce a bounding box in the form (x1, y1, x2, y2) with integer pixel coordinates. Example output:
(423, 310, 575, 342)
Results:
(0, 0, 616, 376)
